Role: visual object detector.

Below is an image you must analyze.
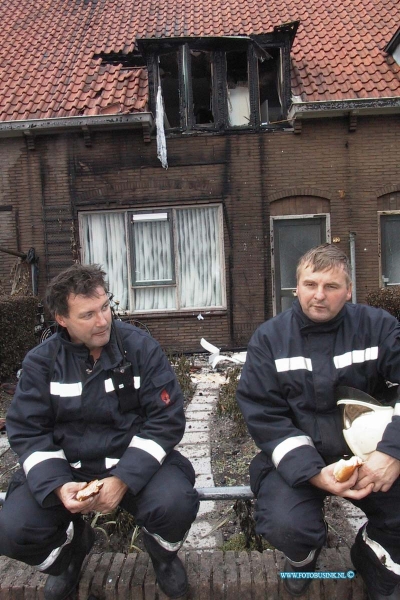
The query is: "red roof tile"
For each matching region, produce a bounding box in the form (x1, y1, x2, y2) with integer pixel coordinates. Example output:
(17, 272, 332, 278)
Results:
(0, 0, 398, 122)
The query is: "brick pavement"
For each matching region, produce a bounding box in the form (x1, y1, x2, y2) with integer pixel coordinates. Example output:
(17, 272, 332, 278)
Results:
(0, 547, 368, 599)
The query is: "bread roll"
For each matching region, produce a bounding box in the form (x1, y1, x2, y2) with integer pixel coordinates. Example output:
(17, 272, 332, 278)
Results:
(76, 479, 104, 501)
(333, 456, 363, 483)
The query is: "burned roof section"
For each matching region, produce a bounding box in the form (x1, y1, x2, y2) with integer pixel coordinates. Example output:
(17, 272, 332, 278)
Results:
(0, 0, 398, 122)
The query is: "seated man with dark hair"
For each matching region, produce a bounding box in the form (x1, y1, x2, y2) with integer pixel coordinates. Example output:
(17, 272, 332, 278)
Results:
(0, 263, 199, 600)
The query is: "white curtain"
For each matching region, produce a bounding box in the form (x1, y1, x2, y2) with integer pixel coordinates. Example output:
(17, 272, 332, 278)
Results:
(134, 286, 176, 311)
(133, 220, 173, 283)
(176, 207, 222, 308)
(80, 213, 129, 310)
(227, 86, 250, 126)
(132, 218, 176, 310)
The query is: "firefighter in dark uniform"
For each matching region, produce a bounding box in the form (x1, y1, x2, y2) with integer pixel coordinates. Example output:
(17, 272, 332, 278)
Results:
(237, 244, 400, 599)
(0, 264, 199, 600)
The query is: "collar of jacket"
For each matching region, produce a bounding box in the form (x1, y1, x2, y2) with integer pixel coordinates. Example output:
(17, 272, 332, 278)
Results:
(56, 324, 123, 370)
(292, 298, 348, 335)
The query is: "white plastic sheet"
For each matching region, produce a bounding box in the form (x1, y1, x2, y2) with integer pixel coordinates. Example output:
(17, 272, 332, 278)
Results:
(200, 338, 247, 369)
(156, 84, 168, 169)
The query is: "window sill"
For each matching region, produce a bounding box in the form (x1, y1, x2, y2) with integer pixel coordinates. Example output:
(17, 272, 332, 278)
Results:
(130, 309, 228, 320)
(160, 124, 292, 139)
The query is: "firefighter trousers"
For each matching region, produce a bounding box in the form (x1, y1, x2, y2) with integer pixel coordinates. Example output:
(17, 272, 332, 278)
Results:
(254, 466, 400, 565)
(0, 450, 199, 569)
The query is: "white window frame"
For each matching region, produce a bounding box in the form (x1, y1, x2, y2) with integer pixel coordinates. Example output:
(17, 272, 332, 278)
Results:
(270, 213, 331, 315)
(130, 211, 176, 287)
(79, 204, 226, 314)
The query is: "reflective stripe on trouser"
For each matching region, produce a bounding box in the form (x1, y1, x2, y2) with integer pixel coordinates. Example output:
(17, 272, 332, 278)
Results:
(142, 527, 188, 552)
(286, 548, 317, 567)
(35, 521, 74, 571)
(351, 525, 400, 596)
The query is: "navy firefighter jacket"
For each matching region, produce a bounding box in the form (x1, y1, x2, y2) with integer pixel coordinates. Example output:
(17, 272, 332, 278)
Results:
(6, 321, 186, 508)
(236, 300, 400, 489)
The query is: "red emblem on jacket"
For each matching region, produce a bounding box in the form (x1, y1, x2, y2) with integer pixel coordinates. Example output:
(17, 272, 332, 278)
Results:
(160, 389, 170, 405)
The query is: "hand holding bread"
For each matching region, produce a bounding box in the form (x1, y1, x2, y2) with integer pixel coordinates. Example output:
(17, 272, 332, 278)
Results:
(75, 479, 104, 501)
(333, 456, 363, 483)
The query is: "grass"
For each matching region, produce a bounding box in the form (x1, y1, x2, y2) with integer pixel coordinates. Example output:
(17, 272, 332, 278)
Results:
(170, 353, 196, 404)
(220, 532, 274, 552)
(216, 366, 247, 436)
(85, 507, 141, 553)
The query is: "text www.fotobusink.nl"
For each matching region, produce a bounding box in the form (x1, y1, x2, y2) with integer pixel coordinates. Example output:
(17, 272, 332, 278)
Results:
(280, 571, 355, 580)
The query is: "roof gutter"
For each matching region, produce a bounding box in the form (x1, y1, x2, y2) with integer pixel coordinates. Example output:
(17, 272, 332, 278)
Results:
(0, 113, 154, 140)
(288, 96, 400, 123)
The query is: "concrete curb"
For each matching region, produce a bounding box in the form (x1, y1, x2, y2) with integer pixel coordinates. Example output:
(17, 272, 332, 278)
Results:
(178, 382, 223, 551)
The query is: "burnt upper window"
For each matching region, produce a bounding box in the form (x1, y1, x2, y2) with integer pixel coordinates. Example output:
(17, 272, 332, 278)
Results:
(191, 50, 215, 125)
(385, 26, 400, 67)
(158, 51, 181, 128)
(139, 25, 298, 133)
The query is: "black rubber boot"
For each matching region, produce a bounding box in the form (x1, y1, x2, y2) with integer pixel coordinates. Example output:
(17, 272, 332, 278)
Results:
(365, 587, 400, 600)
(351, 528, 400, 600)
(143, 530, 188, 599)
(44, 519, 95, 600)
(282, 548, 321, 597)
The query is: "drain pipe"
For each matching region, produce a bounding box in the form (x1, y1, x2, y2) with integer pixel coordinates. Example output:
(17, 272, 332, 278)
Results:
(349, 232, 357, 304)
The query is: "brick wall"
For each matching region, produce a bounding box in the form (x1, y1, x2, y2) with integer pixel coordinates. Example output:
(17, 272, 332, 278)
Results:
(0, 115, 399, 350)
(0, 206, 17, 292)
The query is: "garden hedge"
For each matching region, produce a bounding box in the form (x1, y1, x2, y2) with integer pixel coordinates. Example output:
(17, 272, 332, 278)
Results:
(0, 295, 37, 380)
(366, 286, 400, 321)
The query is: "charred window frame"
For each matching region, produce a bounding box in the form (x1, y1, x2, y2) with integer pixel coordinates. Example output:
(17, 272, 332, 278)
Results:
(155, 43, 220, 131)
(140, 24, 297, 132)
(251, 27, 296, 128)
(385, 26, 400, 67)
(257, 46, 285, 125)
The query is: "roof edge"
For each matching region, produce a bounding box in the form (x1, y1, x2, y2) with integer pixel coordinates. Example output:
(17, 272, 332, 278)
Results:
(288, 97, 400, 121)
(0, 113, 154, 138)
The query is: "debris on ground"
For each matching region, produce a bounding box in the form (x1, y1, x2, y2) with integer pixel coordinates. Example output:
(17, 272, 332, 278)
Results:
(200, 338, 247, 369)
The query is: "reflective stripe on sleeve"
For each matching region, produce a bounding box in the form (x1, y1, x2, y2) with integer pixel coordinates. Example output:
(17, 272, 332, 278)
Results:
(70, 458, 120, 469)
(272, 435, 315, 468)
(333, 347, 378, 369)
(50, 382, 82, 397)
(275, 357, 312, 372)
(128, 436, 166, 464)
(23, 449, 68, 476)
